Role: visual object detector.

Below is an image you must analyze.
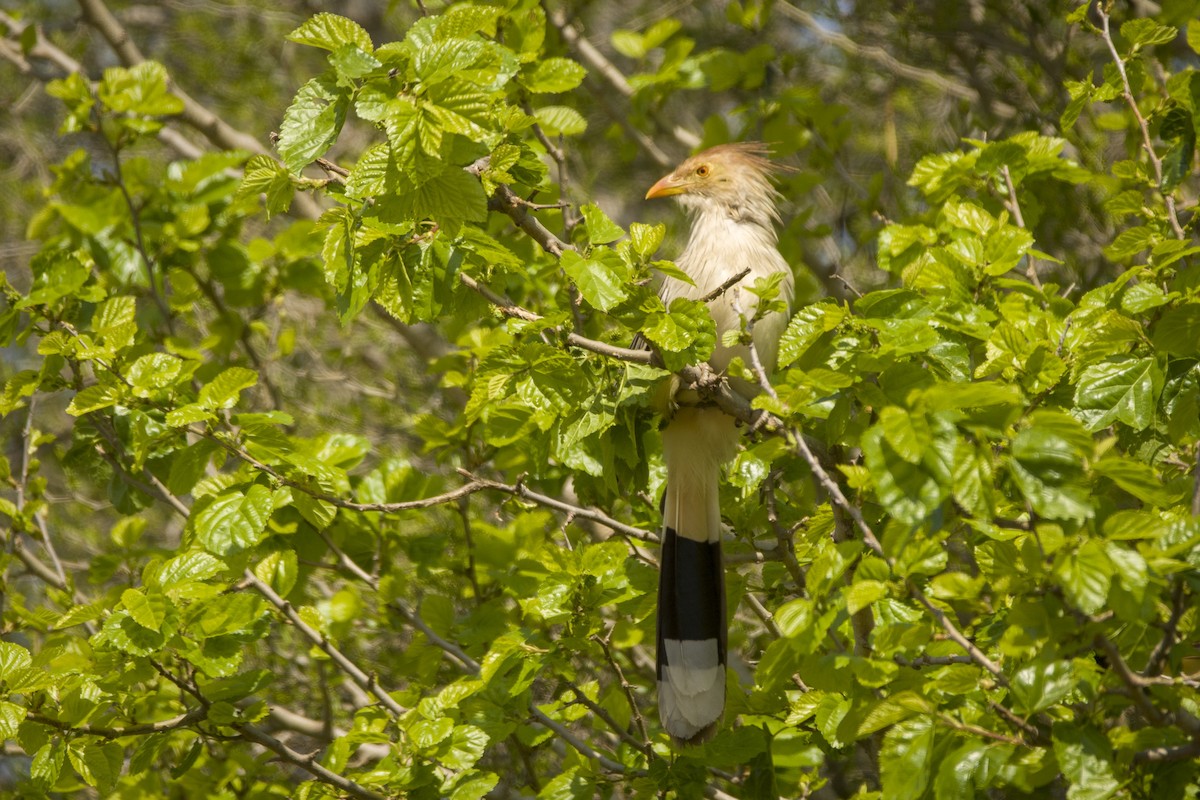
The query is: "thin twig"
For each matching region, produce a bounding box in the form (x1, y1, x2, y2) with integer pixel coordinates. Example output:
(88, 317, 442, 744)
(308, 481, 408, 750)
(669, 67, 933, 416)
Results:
(1001, 164, 1041, 289)
(548, 8, 699, 152)
(28, 708, 205, 739)
(1095, 3, 1186, 239)
(244, 568, 408, 718)
(236, 723, 389, 800)
(743, 592, 782, 638)
(593, 630, 653, 750)
(699, 267, 751, 304)
(1145, 579, 1187, 677)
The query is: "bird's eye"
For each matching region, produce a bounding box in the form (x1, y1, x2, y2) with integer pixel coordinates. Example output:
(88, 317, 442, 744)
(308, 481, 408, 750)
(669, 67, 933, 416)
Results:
(695, 164, 710, 177)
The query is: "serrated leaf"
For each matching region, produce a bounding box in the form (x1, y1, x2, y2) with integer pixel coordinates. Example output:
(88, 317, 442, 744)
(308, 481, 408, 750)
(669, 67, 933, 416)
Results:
(777, 302, 845, 368)
(0, 700, 24, 740)
(155, 550, 225, 589)
(1120, 18, 1177, 48)
(67, 740, 123, 793)
(255, 550, 298, 597)
(579, 203, 624, 245)
(237, 155, 294, 218)
(30, 742, 65, 790)
(560, 249, 628, 312)
(1011, 660, 1075, 713)
(442, 724, 489, 770)
(1151, 305, 1200, 357)
(122, 588, 168, 632)
(0, 641, 32, 678)
(880, 717, 934, 800)
(277, 73, 349, 173)
(1053, 723, 1119, 800)
(1073, 357, 1162, 431)
(287, 12, 373, 52)
(67, 382, 125, 416)
(99, 62, 184, 117)
(1055, 540, 1113, 615)
(846, 580, 888, 614)
(126, 353, 182, 392)
(193, 484, 276, 556)
(165, 403, 215, 427)
(199, 366, 259, 410)
(524, 57, 587, 93)
(533, 105, 587, 136)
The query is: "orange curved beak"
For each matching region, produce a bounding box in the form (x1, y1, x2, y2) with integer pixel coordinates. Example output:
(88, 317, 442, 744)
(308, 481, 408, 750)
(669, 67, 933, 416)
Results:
(645, 174, 685, 200)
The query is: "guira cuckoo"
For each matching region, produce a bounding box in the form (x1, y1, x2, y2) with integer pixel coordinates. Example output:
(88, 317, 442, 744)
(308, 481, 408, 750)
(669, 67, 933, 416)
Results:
(645, 143, 794, 744)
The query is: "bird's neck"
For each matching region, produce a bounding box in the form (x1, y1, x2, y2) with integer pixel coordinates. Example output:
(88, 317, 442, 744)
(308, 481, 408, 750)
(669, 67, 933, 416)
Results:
(682, 202, 779, 261)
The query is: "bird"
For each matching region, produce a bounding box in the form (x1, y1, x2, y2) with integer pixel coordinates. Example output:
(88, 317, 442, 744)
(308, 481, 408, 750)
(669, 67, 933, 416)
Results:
(644, 142, 795, 744)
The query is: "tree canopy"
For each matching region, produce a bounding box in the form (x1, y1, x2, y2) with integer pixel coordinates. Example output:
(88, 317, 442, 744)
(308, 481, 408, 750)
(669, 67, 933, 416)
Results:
(2, 1, 1200, 798)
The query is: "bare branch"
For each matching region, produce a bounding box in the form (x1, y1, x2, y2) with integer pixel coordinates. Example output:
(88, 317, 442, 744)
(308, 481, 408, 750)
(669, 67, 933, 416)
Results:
(1001, 164, 1042, 289)
(1134, 739, 1200, 764)
(699, 267, 751, 305)
(244, 568, 408, 718)
(236, 723, 389, 800)
(548, 8, 699, 153)
(1095, 3, 1186, 239)
(29, 708, 205, 739)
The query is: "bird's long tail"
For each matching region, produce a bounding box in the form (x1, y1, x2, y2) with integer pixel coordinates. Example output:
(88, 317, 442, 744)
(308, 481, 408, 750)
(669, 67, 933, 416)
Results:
(657, 409, 734, 744)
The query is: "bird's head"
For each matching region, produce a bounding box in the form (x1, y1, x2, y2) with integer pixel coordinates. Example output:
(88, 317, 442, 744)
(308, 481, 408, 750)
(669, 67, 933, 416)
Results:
(645, 142, 783, 225)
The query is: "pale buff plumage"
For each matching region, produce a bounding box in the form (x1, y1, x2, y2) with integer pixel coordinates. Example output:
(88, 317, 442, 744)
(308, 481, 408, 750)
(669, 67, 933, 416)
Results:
(646, 142, 794, 744)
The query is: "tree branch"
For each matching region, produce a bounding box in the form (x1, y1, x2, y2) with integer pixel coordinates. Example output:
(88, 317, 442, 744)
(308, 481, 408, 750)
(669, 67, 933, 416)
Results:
(236, 722, 389, 800)
(243, 568, 408, 718)
(1095, 3, 1186, 239)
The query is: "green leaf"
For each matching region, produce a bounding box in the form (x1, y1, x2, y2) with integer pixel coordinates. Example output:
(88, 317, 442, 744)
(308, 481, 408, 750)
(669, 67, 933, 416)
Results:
(1120, 18, 1177, 48)
(1009, 412, 1093, 523)
(98, 62, 184, 117)
(879, 407, 927, 464)
(1151, 305, 1200, 357)
(441, 725, 489, 770)
(193, 484, 277, 555)
(67, 382, 125, 416)
(533, 105, 587, 136)
(1011, 660, 1075, 713)
(846, 580, 888, 614)
(1092, 457, 1177, 506)
(629, 222, 665, 260)
(0, 641, 32, 678)
(154, 550, 225, 589)
(880, 716, 934, 800)
(277, 73, 349, 174)
(1052, 723, 1120, 800)
(524, 58, 587, 93)
(579, 203, 624, 245)
(121, 588, 168, 632)
(199, 366, 259, 410)
(67, 740, 123, 793)
(255, 550, 298, 597)
(1073, 357, 1162, 432)
(287, 12, 373, 52)
(0, 700, 24, 740)
(560, 249, 628, 312)
(203, 669, 273, 702)
(237, 155, 295, 218)
(861, 421, 948, 527)
(30, 742, 65, 791)
(126, 353, 183, 393)
(777, 302, 845, 368)
(1055, 540, 1113, 616)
